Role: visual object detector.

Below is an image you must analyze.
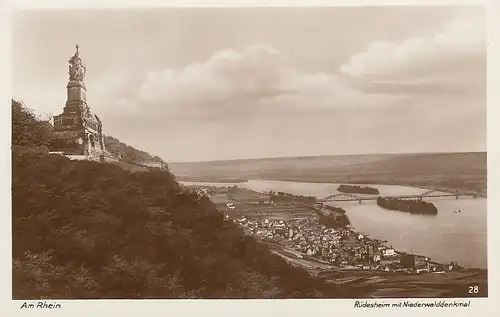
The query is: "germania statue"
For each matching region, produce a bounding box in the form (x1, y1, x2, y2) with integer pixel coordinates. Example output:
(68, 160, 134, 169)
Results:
(68, 44, 86, 82)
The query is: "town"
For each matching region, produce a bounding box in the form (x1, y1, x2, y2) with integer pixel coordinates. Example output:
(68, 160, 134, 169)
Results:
(185, 184, 460, 275)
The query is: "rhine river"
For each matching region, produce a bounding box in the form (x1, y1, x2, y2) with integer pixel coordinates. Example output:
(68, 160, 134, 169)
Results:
(181, 179, 487, 269)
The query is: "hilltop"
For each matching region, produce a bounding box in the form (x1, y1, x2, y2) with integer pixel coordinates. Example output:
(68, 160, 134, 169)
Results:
(104, 135, 165, 165)
(11, 99, 353, 299)
(13, 151, 355, 298)
(12, 98, 165, 167)
(170, 152, 487, 195)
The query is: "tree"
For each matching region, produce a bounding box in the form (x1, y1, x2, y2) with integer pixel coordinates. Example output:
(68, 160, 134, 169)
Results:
(12, 152, 352, 299)
(104, 135, 167, 167)
(11, 99, 53, 147)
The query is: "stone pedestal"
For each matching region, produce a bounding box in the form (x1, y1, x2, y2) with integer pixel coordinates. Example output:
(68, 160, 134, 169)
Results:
(67, 80, 87, 103)
(49, 45, 107, 160)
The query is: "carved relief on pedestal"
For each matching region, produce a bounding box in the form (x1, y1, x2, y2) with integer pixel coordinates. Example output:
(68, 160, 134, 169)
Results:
(89, 134, 96, 148)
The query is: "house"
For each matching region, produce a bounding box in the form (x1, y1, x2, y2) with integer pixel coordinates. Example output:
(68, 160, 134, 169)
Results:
(389, 263, 404, 272)
(380, 256, 400, 266)
(415, 255, 428, 269)
(366, 245, 382, 263)
(383, 248, 396, 257)
(137, 160, 167, 169)
(400, 253, 429, 270)
(428, 261, 445, 273)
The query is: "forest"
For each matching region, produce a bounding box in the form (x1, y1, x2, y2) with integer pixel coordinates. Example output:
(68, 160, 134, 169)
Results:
(376, 197, 438, 215)
(269, 190, 317, 205)
(11, 99, 356, 299)
(337, 184, 380, 195)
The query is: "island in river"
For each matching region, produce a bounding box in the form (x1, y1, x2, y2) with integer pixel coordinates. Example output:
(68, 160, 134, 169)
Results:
(173, 152, 487, 297)
(170, 152, 487, 197)
(338, 184, 380, 195)
(377, 197, 438, 215)
(184, 184, 487, 298)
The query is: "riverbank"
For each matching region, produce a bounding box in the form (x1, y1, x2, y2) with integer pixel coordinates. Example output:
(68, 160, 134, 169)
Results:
(171, 152, 487, 197)
(186, 184, 486, 275)
(184, 180, 487, 267)
(178, 176, 486, 198)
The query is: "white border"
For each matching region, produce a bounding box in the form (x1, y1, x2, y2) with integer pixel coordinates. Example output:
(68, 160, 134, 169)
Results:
(4, 0, 492, 9)
(1, 0, 498, 316)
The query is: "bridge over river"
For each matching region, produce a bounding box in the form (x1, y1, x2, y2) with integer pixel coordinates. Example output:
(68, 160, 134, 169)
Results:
(317, 190, 481, 205)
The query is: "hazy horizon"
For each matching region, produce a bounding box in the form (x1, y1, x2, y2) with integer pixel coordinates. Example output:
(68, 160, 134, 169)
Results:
(13, 6, 486, 162)
(169, 150, 486, 164)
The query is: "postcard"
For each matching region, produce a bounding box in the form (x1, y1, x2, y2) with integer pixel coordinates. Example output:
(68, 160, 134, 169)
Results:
(4, 0, 498, 316)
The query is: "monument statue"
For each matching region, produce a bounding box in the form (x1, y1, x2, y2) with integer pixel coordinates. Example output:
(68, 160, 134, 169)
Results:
(68, 44, 86, 82)
(52, 44, 108, 161)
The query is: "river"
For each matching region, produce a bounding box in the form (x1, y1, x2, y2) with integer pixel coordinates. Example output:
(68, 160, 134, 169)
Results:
(181, 179, 487, 269)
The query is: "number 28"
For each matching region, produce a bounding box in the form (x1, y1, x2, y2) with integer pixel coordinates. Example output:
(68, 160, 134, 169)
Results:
(469, 286, 479, 294)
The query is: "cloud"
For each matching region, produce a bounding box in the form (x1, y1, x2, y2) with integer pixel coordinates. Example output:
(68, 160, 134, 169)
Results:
(116, 44, 401, 119)
(137, 45, 293, 104)
(340, 10, 486, 92)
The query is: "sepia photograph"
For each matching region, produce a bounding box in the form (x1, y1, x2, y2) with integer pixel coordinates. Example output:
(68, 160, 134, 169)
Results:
(7, 0, 493, 310)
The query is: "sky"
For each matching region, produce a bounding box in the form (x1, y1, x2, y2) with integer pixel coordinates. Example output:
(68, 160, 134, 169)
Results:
(12, 6, 486, 162)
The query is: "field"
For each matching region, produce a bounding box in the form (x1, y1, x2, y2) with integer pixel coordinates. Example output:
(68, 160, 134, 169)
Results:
(211, 189, 315, 219)
(171, 152, 487, 195)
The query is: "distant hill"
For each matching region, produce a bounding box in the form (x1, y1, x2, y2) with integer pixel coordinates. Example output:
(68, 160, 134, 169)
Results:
(170, 154, 396, 180)
(104, 135, 165, 165)
(170, 152, 487, 195)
